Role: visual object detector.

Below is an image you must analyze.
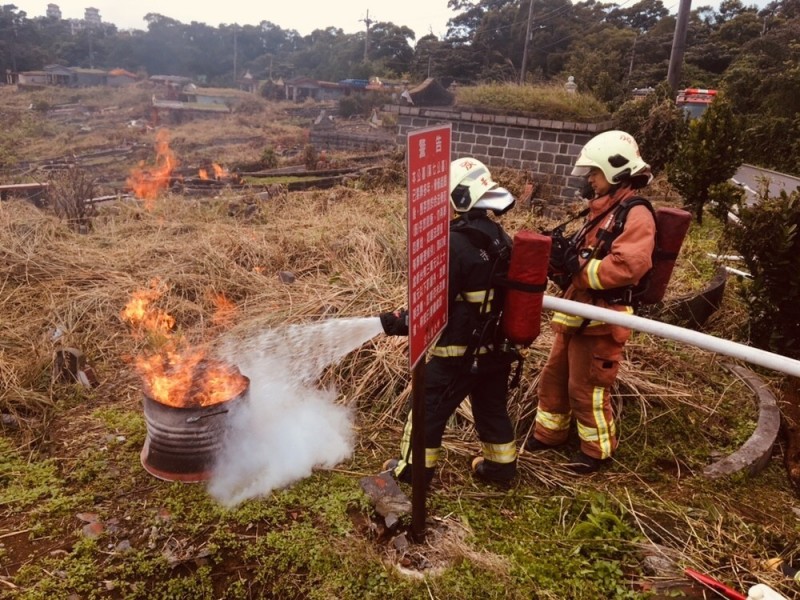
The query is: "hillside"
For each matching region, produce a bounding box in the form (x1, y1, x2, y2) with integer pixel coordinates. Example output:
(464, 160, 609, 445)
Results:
(1, 85, 799, 600)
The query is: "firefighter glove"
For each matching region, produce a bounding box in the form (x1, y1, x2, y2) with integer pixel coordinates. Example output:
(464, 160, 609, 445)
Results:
(549, 238, 580, 276)
(380, 309, 409, 336)
(563, 245, 581, 276)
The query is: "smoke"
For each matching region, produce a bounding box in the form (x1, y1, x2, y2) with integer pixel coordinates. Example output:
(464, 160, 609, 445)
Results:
(207, 316, 384, 508)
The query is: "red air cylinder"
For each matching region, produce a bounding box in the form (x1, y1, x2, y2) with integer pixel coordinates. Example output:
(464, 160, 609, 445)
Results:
(640, 207, 692, 304)
(502, 231, 551, 346)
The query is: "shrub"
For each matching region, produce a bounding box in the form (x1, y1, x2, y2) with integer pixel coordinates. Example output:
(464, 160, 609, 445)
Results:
(302, 144, 318, 170)
(667, 94, 744, 223)
(613, 83, 688, 176)
(726, 189, 800, 359)
(337, 93, 386, 119)
(46, 168, 96, 232)
(261, 146, 279, 169)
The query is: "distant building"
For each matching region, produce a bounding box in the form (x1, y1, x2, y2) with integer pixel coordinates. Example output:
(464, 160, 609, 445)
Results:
(238, 70, 259, 94)
(632, 87, 655, 101)
(71, 67, 107, 87)
(46, 3, 62, 19)
(107, 68, 138, 87)
(17, 71, 48, 87)
(84, 7, 101, 27)
(44, 64, 74, 86)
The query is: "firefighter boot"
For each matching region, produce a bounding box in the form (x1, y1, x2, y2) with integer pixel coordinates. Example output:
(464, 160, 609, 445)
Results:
(382, 459, 434, 486)
(471, 456, 516, 485)
(566, 451, 610, 475)
(524, 436, 564, 452)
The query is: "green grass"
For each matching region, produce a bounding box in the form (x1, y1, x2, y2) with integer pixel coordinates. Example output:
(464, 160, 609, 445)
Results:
(455, 82, 611, 122)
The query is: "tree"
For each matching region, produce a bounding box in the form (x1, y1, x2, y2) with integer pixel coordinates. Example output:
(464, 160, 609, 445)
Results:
(667, 94, 743, 223)
(606, 0, 669, 32)
(613, 82, 688, 175)
(563, 26, 637, 105)
(727, 189, 800, 359)
(365, 22, 415, 76)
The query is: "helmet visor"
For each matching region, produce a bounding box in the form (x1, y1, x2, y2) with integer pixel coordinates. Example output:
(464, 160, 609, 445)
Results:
(571, 165, 591, 177)
(474, 187, 516, 215)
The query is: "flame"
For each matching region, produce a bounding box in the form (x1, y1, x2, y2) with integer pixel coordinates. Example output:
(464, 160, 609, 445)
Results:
(212, 163, 228, 179)
(122, 280, 246, 408)
(210, 292, 236, 328)
(136, 347, 247, 407)
(121, 280, 175, 335)
(198, 168, 209, 180)
(126, 129, 179, 209)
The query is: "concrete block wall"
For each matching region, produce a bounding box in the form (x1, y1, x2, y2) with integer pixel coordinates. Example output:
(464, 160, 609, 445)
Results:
(309, 129, 395, 153)
(383, 104, 614, 204)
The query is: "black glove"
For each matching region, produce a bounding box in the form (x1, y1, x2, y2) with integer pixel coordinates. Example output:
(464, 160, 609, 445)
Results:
(380, 309, 409, 336)
(548, 234, 580, 276)
(548, 234, 581, 291)
(562, 245, 581, 276)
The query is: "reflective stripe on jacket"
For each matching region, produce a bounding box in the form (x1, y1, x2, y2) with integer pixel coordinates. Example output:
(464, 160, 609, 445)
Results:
(553, 187, 655, 335)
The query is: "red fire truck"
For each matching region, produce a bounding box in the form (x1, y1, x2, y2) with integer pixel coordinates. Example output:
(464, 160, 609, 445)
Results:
(676, 88, 717, 119)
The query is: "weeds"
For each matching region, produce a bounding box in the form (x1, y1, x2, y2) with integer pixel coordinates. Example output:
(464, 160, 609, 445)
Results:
(455, 82, 610, 121)
(1, 84, 798, 600)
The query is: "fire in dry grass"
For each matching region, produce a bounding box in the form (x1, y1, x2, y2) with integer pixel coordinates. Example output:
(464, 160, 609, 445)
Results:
(126, 129, 179, 209)
(199, 163, 229, 180)
(121, 279, 246, 408)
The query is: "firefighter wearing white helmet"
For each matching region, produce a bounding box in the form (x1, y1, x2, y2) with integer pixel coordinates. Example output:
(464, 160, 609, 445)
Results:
(380, 157, 519, 486)
(525, 130, 656, 474)
(449, 157, 516, 215)
(571, 130, 653, 189)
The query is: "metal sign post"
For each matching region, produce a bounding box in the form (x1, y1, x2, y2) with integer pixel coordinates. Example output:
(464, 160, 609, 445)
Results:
(406, 124, 451, 541)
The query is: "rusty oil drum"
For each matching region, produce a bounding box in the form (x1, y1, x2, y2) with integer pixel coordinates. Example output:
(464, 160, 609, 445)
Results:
(140, 378, 249, 483)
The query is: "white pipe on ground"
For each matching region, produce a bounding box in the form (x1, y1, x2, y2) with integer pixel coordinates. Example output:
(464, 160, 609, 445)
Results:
(542, 295, 800, 378)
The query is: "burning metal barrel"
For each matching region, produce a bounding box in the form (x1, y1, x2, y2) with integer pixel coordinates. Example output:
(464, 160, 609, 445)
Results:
(140, 360, 249, 482)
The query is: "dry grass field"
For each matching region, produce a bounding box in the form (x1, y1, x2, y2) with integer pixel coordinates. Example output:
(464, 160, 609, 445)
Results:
(1, 83, 799, 599)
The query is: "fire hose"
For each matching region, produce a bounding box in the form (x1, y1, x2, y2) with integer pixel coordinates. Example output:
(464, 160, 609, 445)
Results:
(542, 295, 800, 378)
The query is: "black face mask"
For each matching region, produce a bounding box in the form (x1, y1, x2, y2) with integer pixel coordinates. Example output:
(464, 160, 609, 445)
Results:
(580, 181, 595, 200)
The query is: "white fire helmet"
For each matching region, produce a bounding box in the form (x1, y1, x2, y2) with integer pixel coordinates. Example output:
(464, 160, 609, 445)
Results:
(571, 130, 653, 188)
(449, 157, 516, 215)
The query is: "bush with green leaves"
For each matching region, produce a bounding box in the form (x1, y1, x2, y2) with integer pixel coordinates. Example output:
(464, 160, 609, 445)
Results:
(260, 146, 279, 169)
(726, 189, 800, 359)
(337, 93, 386, 119)
(667, 94, 744, 223)
(613, 83, 688, 176)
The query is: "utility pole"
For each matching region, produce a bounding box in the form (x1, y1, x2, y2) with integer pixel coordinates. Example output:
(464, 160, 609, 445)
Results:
(233, 26, 238, 81)
(628, 34, 637, 78)
(88, 29, 94, 69)
(519, 0, 534, 85)
(362, 10, 373, 62)
(667, 0, 692, 93)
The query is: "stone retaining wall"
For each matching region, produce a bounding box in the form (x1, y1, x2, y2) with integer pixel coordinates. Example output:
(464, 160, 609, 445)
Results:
(309, 129, 395, 153)
(383, 104, 614, 204)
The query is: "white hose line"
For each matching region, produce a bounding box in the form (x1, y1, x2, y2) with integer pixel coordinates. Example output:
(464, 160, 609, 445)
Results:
(542, 295, 800, 378)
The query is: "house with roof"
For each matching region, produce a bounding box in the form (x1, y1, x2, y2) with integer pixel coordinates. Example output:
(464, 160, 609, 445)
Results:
(107, 69, 138, 87)
(71, 68, 107, 87)
(237, 70, 260, 94)
(43, 64, 74, 86)
(16, 71, 48, 88)
(182, 85, 250, 107)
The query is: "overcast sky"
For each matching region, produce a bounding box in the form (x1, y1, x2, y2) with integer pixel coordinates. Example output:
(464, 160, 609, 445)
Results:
(15, 1, 459, 39)
(15, 0, 776, 42)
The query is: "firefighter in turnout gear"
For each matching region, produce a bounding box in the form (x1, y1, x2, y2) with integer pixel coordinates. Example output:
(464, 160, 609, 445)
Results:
(526, 130, 656, 473)
(380, 157, 520, 485)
